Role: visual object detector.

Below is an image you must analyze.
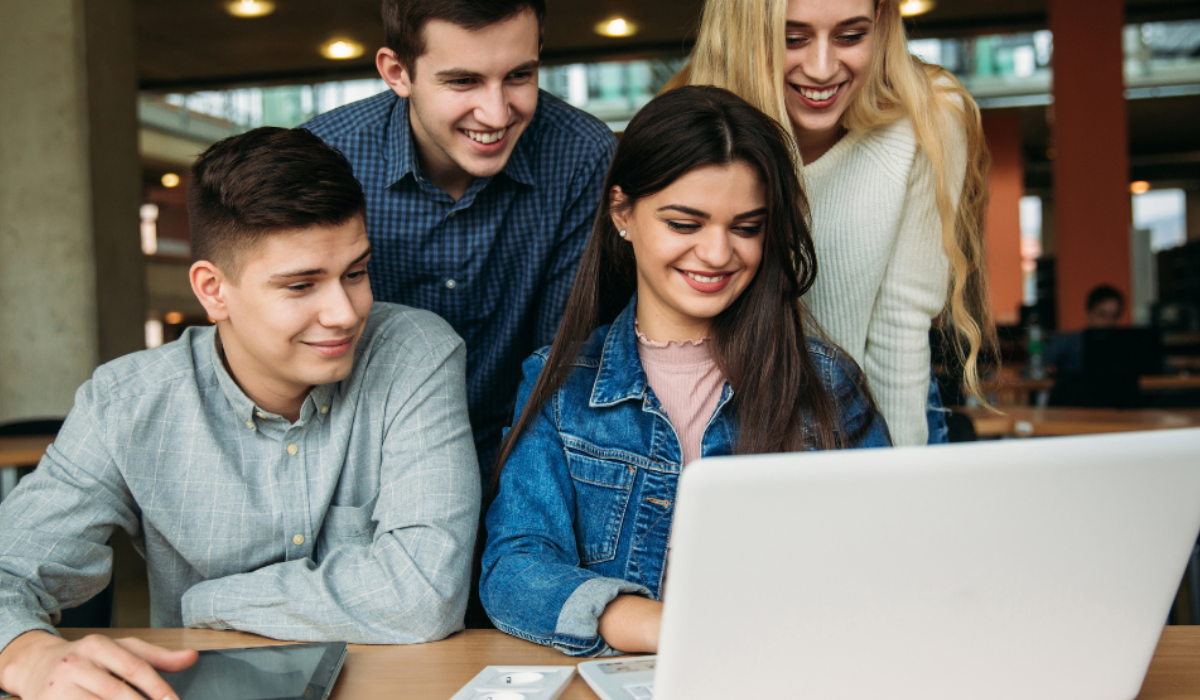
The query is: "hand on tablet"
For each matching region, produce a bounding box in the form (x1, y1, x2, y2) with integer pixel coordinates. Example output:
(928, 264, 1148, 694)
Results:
(0, 630, 198, 700)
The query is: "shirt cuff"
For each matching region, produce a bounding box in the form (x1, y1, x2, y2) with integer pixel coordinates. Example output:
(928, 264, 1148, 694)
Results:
(553, 577, 651, 657)
(180, 580, 230, 631)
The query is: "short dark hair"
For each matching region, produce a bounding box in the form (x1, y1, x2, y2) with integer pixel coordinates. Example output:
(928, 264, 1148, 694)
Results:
(1086, 284, 1125, 312)
(382, 0, 545, 72)
(188, 127, 366, 278)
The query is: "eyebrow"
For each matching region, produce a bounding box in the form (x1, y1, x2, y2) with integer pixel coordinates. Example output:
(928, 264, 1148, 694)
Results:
(433, 59, 540, 81)
(270, 246, 372, 280)
(786, 16, 873, 29)
(656, 205, 768, 219)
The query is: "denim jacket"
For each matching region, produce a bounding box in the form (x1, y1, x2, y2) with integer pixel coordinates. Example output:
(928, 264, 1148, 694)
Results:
(480, 300, 891, 656)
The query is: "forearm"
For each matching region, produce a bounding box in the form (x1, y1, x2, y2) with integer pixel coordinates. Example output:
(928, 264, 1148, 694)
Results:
(597, 595, 662, 653)
(183, 520, 476, 644)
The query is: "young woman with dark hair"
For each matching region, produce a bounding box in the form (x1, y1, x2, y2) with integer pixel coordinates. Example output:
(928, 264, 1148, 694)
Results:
(480, 86, 889, 657)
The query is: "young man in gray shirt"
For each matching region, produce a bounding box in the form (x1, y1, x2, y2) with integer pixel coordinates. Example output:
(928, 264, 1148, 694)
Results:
(0, 128, 480, 700)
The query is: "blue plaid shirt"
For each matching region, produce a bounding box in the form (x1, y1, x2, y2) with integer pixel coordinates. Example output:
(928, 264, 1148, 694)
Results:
(303, 90, 616, 475)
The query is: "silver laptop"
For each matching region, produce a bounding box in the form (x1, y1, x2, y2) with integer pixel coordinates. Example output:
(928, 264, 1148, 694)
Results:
(579, 429, 1200, 700)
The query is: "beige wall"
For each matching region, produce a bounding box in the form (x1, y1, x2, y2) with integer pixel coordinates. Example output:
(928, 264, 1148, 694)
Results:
(0, 0, 143, 423)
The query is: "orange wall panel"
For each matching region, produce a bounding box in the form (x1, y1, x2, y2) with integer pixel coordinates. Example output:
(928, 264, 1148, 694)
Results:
(1048, 0, 1132, 330)
(983, 113, 1025, 326)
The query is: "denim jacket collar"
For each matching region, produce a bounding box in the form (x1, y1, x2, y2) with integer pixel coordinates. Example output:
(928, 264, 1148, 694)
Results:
(589, 300, 650, 408)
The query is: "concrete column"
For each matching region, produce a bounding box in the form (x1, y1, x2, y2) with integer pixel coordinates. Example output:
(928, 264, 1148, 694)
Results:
(1048, 0, 1132, 330)
(982, 112, 1025, 326)
(0, 0, 144, 423)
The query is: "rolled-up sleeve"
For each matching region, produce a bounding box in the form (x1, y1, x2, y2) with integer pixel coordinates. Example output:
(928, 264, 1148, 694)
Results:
(481, 354, 649, 657)
(182, 330, 481, 644)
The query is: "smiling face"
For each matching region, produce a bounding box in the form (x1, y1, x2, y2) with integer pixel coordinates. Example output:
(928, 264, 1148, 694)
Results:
(387, 9, 540, 199)
(209, 217, 373, 418)
(612, 162, 767, 342)
(783, 0, 879, 161)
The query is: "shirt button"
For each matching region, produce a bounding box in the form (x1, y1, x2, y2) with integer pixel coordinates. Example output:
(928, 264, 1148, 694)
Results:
(256, 412, 267, 419)
(287, 444, 298, 456)
(448, 210, 458, 218)
(292, 534, 305, 546)
(320, 405, 329, 415)
(245, 420, 255, 430)
(445, 279, 457, 290)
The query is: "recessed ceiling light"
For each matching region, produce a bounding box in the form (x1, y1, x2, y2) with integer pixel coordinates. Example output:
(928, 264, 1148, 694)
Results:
(226, 0, 275, 18)
(899, 0, 936, 17)
(1130, 181, 1151, 195)
(161, 173, 180, 188)
(595, 17, 637, 38)
(320, 39, 365, 60)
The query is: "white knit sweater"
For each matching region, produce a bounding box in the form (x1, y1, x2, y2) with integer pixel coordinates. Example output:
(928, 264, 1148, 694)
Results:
(801, 113, 966, 446)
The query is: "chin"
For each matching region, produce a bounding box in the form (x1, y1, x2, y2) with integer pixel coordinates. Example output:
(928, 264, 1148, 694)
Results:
(302, 362, 355, 388)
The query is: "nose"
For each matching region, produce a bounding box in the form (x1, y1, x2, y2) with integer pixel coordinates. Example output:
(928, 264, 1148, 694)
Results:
(475, 82, 509, 129)
(694, 228, 735, 269)
(801, 37, 838, 84)
(319, 282, 361, 330)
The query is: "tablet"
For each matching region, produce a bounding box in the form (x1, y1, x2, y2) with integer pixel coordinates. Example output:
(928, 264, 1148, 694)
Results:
(161, 642, 347, 700)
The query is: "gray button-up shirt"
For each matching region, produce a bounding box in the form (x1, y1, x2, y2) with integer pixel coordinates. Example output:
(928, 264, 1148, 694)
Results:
(0, 303, 480, 650)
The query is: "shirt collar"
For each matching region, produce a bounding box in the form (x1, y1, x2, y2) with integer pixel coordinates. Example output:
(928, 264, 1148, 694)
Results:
(384, 97, 419, 188)
(383, 95, 538, 190)
(208, 328, 337, 426)
(590, 298, 650, 407)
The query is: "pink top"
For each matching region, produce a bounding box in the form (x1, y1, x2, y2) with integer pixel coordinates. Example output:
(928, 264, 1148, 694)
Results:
(635, 327, 726, 466)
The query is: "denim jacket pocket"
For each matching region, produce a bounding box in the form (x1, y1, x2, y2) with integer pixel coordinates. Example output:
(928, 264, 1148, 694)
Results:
(316, 494, 378, 562)
(564, 448, 636, 565)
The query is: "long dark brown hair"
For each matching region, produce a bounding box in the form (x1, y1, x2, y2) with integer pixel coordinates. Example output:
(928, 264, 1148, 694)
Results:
(490, 85, 874, 493)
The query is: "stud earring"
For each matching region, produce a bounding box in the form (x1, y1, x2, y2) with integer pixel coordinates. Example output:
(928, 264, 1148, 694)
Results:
(619, 229, 628, 239)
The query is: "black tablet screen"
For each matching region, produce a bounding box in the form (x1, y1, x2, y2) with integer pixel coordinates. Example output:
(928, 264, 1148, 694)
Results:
(161, 642, 346, 700)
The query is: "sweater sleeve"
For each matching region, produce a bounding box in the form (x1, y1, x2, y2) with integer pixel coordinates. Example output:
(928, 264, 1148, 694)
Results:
(862, 111, 967, 446)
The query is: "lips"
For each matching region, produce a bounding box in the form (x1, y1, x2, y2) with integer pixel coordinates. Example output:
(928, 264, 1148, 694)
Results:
(790, 81, 847, 109)
(678, 268, 735, 293)
(304, 336, 356, 358)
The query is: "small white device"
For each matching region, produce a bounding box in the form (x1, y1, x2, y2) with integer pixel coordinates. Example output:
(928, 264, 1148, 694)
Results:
(585, 429, 1200, 700)
(448, 666, 575, 700)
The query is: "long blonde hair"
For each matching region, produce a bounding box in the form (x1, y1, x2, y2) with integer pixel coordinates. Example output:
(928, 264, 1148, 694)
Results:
(667, 0, 995, 403)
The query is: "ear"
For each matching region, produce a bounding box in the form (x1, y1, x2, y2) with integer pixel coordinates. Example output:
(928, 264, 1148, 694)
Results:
(190, 260, 231, 322)
(875, 0, 885, 21)
(609, 185, 631, 235)
(376, 47, 413, 99)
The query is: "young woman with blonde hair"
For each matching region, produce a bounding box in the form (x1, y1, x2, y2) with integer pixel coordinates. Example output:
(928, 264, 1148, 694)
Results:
(669, 0, 993, 445)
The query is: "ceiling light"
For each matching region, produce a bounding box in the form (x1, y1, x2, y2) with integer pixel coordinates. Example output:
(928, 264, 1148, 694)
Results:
(161, 173, 180, 188)
(320, 39, 365, 60)
(1130, 181, 1151, 195)
(595, 17, 637, 38)
(899, 0, 936, 17)
(225, 0, 275, 18)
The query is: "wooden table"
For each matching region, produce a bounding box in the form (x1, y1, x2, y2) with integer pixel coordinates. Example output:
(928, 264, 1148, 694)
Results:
(959, 406, 1200, 438)
(0, 434, 54, 500)
(1141, 374, 1200, 392)
(0, 435, 54, 469)
(53, 627, 1200, 699)
(977, 374, 1200, 406)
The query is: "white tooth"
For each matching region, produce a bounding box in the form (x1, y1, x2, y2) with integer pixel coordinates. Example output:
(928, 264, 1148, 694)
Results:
(467, 127, 506, 144)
